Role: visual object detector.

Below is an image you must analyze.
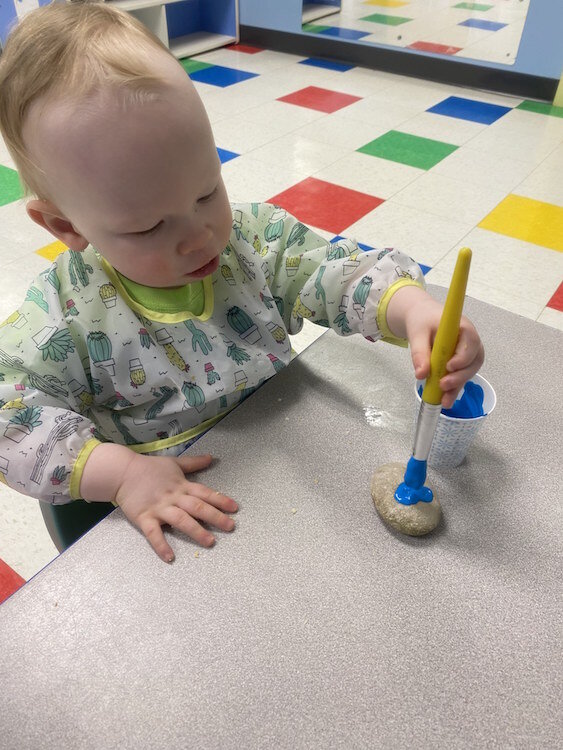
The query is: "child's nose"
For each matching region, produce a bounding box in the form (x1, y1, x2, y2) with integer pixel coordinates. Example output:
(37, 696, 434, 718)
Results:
(177, 226, 211, 255)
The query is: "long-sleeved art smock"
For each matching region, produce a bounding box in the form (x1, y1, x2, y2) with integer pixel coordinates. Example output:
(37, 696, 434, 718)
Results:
(0, 202, 424, 504)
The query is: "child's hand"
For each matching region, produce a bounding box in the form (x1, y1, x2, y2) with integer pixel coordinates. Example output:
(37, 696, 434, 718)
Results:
(114, 452, 237, 562)
(386, 286, 485, 409)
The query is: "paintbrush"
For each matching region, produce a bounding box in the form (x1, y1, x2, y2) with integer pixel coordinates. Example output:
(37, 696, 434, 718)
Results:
(370, 247, 472, 536)
(396, 246, 472, 505)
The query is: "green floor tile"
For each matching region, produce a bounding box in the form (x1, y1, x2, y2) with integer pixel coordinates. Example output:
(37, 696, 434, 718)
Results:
(516, 100, 563, 119)
(0, 165, 23, 206)
(358, 130, 458, 170)
(179, 59, 213, 74)
(454, 2, 493, 10)
(361, 13, 412, 26)
(302, 23, 331, 33)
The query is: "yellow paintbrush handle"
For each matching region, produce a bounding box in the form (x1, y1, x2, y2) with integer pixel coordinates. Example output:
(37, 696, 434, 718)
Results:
(422, 247, 472, 405)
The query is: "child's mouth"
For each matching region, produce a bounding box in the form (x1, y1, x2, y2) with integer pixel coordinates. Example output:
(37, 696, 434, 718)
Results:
(186, 255, 219, 279)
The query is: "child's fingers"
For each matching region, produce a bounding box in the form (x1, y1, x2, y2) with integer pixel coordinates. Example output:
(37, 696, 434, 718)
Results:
(439, 362, 480, 406)
(185, 482, 238, 513)
(140, 517, 177, 563)
(174, 493, 236, 533)
(160, 505, 218, 546)
(446, 325, 484, 374)
(440, 389, 460, 409)
(408, 330, 432, 379)
(175, 453, 214, 474)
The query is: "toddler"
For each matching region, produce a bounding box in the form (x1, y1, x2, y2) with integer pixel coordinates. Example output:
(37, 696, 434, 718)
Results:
(0, 3, 484, 561)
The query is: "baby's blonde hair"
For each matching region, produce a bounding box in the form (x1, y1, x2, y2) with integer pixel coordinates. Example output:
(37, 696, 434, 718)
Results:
(0, 1, 175, 196)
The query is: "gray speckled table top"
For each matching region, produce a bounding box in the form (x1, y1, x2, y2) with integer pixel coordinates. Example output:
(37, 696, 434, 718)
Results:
(1, 288, 562, 750)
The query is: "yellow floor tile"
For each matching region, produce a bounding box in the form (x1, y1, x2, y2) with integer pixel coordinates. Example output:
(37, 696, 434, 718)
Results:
(35, 240, 68, 262)
(364, 0, 408, 7)
(478, 194, 563, 253)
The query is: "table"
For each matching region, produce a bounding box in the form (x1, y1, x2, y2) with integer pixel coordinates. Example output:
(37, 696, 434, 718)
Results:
(1, 288, 561, 749)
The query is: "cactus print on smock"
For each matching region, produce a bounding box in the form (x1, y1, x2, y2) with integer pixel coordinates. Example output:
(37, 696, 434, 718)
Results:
(0, 203, 424, 504)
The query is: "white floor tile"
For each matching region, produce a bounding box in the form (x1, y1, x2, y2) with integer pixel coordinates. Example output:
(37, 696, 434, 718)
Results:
(0, 483, 58, 580)
(398, 111, 486, 146)
(0, 139, 16, 170)
(431, 228, 563, 308)
(242, 132, 351, 179)
(512, 161, 563, 208)
(465, 109, 563, 164)
(426, 267, 545, 321)
(239, 99, 326, 131)
(431, 145, 533, 193)
(371, 78, 471, 111)
(536, 307, 563, 332)
(390, 171, 508, 226)
(290, 318, 326, 355)
(342, 200, 473, 267)
(0, 200, 55, 261)
(335, 95, 421, 130)
(212, 112, 301, 154)
(263, 63, 343, 91)
(222, 155, 304, 204)
(314, 151, 422, 199)
(541, 142, 563, 170)
(295, 112, 395, 150)
(327, 67, 403, 98)
(195, 48, 304, 75)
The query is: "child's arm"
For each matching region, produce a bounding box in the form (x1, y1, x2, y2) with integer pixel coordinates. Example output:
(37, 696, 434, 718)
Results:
(237, 204, 483, 406)
(79, 443, 237, 562)
(385, 284, 484, 408)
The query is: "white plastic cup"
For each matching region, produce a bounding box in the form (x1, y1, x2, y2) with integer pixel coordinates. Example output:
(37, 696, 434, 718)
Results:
(414, 373, 496, 468)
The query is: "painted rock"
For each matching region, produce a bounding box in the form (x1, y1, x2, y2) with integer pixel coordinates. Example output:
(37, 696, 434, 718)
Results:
(371, 462, 441, 536)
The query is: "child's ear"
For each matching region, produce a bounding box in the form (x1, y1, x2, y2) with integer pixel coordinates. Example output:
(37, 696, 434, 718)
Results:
(26, 199, 89, 252)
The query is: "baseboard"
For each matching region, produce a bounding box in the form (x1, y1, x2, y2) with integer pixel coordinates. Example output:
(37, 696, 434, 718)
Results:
(240, 26, 557, 102)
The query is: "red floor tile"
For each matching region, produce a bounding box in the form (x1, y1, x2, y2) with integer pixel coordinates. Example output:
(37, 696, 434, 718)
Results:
(277, 86, 362, 114)
(408, 41, 462, 55)
(0, 557, 25, 604)
(227, 43, 263, 54)
(269, 177, 384, 234)
(547, 281, 563, 312)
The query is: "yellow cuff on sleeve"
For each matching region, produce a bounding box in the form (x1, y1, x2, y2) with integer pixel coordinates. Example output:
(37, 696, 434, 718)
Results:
(69, 438, 102, 500)
(376, 278, 425, 347)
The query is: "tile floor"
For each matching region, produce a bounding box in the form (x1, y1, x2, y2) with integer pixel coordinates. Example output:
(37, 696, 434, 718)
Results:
(304, 0, 530, 64)
(1, 40, 562, 602)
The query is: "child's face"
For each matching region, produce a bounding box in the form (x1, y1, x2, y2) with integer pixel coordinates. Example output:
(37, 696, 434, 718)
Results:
(24, 53, 233, 287)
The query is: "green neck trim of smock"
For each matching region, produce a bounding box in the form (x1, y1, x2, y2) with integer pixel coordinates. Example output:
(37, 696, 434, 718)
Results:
(100, 256, 214, 323)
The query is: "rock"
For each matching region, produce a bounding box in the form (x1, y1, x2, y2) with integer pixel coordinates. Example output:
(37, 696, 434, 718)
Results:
(371, 462, 441, 536)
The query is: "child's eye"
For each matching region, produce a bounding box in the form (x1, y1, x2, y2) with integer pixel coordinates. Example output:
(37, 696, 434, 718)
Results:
(136, 221, 163, 236)
(198, 187, 218, 204)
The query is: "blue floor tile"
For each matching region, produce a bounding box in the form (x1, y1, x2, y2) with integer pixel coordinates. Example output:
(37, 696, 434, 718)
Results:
(300, 57, 355, 72)
(459, 18, 507, 32)
(319, 27, 371, 41)
(217, 147, 239, 164)
(189, 66, 258, 88)
(427, 96, 511, 125)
